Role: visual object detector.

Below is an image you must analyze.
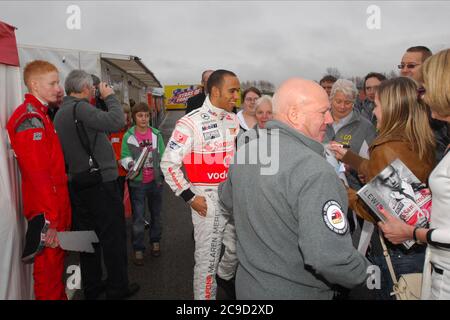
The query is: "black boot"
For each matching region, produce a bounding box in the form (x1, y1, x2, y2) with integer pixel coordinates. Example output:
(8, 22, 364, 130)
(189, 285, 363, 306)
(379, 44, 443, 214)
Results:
(106, 283, 140, 300)
(216, 275, 236, 300)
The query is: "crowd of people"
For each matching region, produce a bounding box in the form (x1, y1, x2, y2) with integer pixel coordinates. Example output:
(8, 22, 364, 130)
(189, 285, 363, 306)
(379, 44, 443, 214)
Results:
(6, 45, 450, 300)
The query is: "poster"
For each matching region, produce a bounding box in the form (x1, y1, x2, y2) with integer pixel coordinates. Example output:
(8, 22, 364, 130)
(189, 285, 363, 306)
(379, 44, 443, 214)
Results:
(164, 84, 201, 110)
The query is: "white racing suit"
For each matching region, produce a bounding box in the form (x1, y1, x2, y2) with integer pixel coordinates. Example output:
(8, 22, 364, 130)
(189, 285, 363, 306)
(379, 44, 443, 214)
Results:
(161, 97, 239, 299)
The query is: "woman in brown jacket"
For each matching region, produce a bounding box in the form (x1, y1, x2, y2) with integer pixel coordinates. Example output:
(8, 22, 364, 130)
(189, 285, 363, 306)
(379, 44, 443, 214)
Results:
(376, 49, 450, 300)
(329, 77, 435, 299)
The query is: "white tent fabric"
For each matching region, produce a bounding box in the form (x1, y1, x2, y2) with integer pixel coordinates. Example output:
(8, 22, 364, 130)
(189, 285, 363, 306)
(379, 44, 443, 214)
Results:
(0, 62, 33, 300)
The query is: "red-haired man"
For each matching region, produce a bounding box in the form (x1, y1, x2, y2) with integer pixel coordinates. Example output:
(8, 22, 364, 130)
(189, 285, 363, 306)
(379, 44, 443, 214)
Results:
(6, 60, 71, 300)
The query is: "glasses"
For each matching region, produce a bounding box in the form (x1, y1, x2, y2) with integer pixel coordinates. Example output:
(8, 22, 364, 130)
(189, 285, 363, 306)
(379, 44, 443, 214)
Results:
(417, 86, 426, 100)
(333, 99, 354, 107)
(398, 63, 421, 70)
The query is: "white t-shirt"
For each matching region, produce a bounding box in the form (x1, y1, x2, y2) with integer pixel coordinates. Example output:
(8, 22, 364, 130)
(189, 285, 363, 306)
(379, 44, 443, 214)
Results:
(237, 110, 250, 131)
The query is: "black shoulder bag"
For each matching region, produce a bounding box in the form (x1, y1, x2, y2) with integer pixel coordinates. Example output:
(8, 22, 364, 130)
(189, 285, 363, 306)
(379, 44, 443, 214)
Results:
(71, 101, 103, 190)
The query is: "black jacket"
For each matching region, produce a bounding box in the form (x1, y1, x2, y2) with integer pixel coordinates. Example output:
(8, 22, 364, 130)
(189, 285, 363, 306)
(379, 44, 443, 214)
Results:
(185, 92, 206, 114)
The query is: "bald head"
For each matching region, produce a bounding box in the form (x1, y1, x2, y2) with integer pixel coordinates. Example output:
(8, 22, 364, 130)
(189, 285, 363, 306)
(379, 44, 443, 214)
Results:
(272, 78, 332, 142)
(273, 78, 327, 114)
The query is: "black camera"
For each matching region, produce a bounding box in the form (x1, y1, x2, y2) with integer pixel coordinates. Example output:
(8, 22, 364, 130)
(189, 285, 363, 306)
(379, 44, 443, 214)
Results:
(91, 74, 108, 111)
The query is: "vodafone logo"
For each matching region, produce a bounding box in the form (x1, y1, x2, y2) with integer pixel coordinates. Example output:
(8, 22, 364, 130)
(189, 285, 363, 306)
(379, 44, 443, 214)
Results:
(207, 171, 228, 180)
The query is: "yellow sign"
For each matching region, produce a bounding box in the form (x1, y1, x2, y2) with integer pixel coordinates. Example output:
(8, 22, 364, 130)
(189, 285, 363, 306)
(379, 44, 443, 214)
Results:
(164, 85, 201, 110)
(164, 84, 243, 110)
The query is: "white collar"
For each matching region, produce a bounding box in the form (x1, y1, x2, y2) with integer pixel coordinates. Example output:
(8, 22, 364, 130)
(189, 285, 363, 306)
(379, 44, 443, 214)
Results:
(237, 110, 250, 130)
(34, 96, 49, 107)
(203, 96, 229, 118)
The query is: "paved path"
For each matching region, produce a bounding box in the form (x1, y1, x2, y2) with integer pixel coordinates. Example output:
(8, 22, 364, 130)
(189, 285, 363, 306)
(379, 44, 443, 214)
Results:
(66, 110, 372, 300)
(68, 110, 196, 299)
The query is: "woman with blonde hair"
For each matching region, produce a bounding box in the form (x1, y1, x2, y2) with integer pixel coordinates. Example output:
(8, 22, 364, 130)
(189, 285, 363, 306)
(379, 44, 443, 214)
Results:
(329, 76, 435, 299)
(378, 49, 450, 299)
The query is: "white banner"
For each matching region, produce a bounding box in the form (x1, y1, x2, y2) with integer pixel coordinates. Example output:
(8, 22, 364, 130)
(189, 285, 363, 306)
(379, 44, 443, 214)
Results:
(0, 64, 33, 299)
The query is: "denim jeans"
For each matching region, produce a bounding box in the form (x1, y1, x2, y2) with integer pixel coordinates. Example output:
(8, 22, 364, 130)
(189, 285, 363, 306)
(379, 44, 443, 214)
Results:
(129, 180, 163, 251)
(369, 244, 426, 300)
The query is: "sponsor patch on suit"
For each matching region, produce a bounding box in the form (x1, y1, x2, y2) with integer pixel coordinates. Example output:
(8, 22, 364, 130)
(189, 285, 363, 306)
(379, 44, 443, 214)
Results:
(202, 122, 218, 131)
(203, 130, 220, 141)
(33, 132, 43, 141)
(168, 140, 181, 150)
(173, 129, 188, 144)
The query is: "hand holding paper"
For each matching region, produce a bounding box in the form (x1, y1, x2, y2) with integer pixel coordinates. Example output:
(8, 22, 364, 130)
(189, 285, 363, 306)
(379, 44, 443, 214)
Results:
(22, 214, 99, 263)
(378, 206, 414, 245)
(327, 141, 349, 160)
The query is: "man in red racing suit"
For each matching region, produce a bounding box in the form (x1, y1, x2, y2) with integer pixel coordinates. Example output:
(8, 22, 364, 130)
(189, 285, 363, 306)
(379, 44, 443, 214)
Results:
(6, 60, 71, 300)
(161, 70, 240, 299)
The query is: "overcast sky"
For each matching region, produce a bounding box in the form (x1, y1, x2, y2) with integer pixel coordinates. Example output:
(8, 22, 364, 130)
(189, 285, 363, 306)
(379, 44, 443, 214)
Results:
(1, 1, 449, 87)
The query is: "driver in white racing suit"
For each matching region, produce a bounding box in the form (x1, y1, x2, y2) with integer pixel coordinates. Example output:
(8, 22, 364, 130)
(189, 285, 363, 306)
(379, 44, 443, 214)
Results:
(161, 70, 240, 299)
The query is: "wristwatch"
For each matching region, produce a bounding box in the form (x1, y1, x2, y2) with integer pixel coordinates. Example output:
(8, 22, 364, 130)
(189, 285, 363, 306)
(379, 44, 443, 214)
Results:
(187, 196, 196, 205)
(413, 226, 422, 244)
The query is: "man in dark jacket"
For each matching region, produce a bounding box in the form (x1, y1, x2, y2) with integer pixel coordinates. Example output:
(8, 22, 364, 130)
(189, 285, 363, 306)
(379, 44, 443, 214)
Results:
(354, 72, 386, 126)
(185, 69, 214, 114)
(54, 69, 139, 300)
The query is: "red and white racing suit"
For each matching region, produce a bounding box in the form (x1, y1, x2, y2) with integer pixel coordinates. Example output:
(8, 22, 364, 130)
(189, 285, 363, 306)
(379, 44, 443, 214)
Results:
(6, 94, 71, 300)
(161, 97, 239, 299)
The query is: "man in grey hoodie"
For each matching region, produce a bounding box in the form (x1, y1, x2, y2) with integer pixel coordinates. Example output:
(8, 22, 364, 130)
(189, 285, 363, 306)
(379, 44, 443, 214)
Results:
(54, 70, 139, 300)
(218, 78, 371, 299)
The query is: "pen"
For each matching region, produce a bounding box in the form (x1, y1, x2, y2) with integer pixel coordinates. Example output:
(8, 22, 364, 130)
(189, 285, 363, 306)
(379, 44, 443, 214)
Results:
(340, 145, 351, 149)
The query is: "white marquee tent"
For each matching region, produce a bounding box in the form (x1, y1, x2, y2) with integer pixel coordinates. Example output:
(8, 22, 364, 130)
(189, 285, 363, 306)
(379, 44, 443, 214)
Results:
(0, 20, 33, 300)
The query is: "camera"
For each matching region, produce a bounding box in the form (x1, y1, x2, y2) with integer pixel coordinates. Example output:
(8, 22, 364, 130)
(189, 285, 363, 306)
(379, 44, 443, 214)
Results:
(91, 74, 108, 111)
